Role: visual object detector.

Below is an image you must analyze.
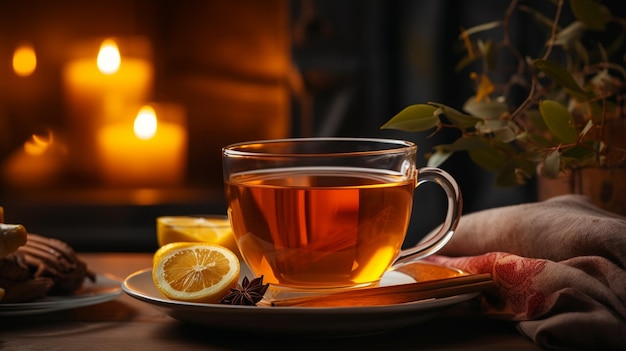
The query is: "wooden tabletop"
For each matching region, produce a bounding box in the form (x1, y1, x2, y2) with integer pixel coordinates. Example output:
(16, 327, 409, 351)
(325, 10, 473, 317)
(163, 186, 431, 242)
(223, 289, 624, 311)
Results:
(0, 253, 541, 350)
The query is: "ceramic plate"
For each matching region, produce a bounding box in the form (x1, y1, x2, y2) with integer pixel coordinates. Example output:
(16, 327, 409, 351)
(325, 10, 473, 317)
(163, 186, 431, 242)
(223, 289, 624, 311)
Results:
(0, 273, 123, 316)
(122, 263, 480, 336)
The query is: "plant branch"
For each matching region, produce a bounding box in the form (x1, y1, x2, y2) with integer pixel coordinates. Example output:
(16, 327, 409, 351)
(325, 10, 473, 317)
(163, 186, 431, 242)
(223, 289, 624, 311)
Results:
(543, 0, 564, 60)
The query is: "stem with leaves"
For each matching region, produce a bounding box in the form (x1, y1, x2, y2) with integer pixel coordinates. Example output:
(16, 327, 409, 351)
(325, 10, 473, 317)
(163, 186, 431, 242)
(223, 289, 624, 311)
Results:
(382, 0, 626, 187)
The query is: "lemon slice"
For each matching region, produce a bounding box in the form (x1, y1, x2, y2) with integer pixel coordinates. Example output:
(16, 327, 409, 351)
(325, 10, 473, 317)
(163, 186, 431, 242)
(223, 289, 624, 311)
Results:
(156, 216, 240, 258)
(152, 242, 240, 303)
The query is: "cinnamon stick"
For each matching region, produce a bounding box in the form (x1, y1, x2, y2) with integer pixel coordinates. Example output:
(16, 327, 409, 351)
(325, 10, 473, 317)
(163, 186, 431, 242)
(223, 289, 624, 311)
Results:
(271, 273, 493, 307)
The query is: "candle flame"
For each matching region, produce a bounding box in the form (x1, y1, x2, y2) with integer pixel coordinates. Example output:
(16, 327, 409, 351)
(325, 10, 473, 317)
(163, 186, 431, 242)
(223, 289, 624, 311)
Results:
(24, 131, 53, 156)
(134, 106, 158, 140)
(97, 39, 121, 74)
(13, 42, 37, 77)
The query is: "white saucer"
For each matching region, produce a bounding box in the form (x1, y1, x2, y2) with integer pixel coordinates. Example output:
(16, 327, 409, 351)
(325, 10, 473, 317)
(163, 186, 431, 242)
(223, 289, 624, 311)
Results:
(122, 264, 480, 336)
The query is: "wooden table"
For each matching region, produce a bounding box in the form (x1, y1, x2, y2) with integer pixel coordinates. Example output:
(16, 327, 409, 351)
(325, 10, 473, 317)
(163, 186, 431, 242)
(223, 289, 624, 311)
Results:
(0, 253, 541, 350)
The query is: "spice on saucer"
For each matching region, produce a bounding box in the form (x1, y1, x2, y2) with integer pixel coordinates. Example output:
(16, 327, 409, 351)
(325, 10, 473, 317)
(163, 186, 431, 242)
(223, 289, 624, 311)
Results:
(220, 275, 269, 306)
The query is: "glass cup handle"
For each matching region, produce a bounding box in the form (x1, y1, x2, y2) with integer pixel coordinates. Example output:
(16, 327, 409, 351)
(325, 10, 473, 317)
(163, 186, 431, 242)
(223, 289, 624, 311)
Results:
(392, 167, 463, 266)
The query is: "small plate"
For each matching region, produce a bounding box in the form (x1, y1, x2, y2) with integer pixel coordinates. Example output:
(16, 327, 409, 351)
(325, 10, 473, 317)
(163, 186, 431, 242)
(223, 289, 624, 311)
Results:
(0, 273, 123, 316)
(122, 263, 480, 336)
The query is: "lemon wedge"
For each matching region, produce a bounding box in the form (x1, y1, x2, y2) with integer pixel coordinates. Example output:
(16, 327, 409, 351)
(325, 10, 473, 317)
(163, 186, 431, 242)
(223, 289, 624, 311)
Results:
(156, 216, 240, 258)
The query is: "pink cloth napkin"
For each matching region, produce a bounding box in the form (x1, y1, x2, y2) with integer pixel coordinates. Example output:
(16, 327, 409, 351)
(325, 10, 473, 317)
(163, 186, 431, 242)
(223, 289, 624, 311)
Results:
(424, 194, 626, 350)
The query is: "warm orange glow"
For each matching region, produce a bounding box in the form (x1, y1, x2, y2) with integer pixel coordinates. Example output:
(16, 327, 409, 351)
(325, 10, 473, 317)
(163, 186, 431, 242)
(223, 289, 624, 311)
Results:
(2, 130, 64, 189)
(97, 103, 187, 187)
(133, 106, 158, 140)
(23, 131, 53, 156)
(97, 39, 121, 74)
(12, 42, 37, 77)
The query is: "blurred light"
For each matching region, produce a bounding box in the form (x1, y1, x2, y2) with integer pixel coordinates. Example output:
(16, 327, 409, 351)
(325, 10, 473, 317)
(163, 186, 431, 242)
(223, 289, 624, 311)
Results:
(12, 42, 37, 77)
(97, 39, 121, 74)
(24, 131, 54, 156)
(133, 105, 157, 140)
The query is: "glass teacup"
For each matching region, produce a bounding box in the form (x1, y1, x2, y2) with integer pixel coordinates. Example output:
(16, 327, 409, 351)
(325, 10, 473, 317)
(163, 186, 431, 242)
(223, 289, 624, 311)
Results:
(222, 137, 462, 297)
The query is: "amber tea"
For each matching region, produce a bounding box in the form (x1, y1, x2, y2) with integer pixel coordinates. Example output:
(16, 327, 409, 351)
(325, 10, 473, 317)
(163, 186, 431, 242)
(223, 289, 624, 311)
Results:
(226, 167, 414, 289)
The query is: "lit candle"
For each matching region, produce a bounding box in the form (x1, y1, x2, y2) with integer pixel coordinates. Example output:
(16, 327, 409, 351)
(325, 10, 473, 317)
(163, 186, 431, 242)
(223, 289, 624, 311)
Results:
(63, 38, 153, 124)
(96, 104, 187, 187)
(62, 37, 153, 177)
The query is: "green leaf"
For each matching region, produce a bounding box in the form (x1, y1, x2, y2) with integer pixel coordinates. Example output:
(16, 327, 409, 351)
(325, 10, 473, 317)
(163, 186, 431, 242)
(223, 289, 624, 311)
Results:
(527, 132, 557, 148)
(541, 150, 561, 178)
(522, 149, 546, 164)
(475, 120, 518, 143)
(569, 0, 606, 31)
(579, 120, 594, 138)
(430, 103, 484, 129)
(533, 59, 594, 101)
(526, 109, 549, 132)
(381, 104, 439, 132)
(463, 96, 508, 120)
(466, 141, 509, 172)
(492, 125, 517, 143)
(553, 21, 586, 47)
(573, 40, 590, 65)
(590, 69, 624, 98)
(426, 150, 453, 168)
(539, 100, 579, 144)
(561, 142, 597, 164)
(459, 20, 502, 37)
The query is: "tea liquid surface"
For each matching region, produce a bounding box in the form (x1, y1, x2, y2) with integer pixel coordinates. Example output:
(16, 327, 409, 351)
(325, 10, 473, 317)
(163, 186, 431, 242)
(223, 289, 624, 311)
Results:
(226, 167, 414, 288)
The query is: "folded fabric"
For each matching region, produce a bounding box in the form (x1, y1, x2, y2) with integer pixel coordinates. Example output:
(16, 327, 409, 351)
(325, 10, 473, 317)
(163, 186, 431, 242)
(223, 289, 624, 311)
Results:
(424, 194, 626, 351)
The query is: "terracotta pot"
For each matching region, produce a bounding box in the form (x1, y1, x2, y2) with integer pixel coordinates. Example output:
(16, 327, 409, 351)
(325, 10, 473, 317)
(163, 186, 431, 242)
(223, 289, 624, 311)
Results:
(538, 167, 626, 217)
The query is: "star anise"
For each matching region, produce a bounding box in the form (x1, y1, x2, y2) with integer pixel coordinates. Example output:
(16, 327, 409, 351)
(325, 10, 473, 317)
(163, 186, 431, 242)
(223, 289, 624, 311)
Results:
(220, 275, 269, 306)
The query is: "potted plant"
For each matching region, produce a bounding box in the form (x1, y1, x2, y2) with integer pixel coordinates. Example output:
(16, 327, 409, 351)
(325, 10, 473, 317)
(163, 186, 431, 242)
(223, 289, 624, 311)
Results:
(382, 0, 626, 215)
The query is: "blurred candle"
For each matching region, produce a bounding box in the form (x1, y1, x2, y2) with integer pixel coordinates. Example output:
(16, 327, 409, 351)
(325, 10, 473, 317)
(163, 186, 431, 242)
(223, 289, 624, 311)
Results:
(3, 41, 44, 106)
(62, 37, 153, 178)
(12, 42, 37, 77)
(96, 104, 187, 187)
(63, 38, 153, 123)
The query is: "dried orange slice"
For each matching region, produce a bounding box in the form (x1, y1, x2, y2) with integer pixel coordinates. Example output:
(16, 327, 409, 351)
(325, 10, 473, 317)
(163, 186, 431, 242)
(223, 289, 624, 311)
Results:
(152, 242, 240, 303)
